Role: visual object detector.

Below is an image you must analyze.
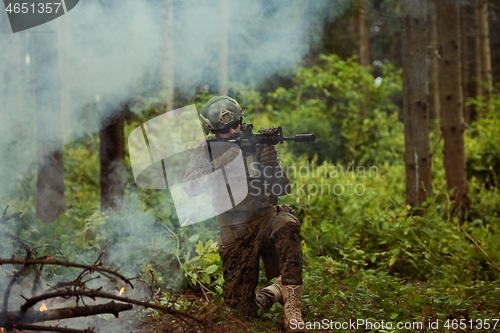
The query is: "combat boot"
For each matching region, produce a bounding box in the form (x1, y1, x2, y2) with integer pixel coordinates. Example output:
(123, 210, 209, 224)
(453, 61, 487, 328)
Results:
(262, 276, 284, 305)
(283, 285, 305, 332)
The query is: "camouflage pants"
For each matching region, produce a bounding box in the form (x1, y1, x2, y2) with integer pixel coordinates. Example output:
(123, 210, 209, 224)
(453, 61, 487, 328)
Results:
(218, 210, 303, 317)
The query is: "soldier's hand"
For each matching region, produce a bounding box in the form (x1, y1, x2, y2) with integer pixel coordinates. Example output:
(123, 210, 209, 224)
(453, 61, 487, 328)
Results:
(259, 145, 279, 166)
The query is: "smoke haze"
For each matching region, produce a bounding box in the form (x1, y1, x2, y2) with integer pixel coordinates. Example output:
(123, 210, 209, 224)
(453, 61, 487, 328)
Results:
(0, 1, 347, 329)
(0, 0, 348, 200)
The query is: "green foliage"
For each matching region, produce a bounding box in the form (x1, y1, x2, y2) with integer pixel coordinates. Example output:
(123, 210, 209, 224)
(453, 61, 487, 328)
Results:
(4, 51, 500, 333)
(2, 125, 223, 292)
(277, 151, 500, 284)
(465, 91, 500, 188)
(248, 54, 403, 165)
(63, 137, 100, 220)
(300, 265, 500, 333)
(179, 238, 224, 294)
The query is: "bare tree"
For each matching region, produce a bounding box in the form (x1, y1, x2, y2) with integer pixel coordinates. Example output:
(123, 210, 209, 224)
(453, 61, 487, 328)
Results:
(461, 0, 477, 123)
(429, 0, 441, 127)
(436, 0, 469, 220)
(401, 0, 432, 213)
(490, 1, 500, 85)
(476, 0, 493, 108)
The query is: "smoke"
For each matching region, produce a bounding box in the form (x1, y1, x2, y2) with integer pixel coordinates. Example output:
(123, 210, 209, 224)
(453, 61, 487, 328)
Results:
(0, 0, 348, 329)
(174, 0, 348, 90)
(0, 0, 349, 200)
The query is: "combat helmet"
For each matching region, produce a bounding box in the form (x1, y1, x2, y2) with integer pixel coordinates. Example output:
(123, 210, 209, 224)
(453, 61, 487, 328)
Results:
(200, 96, 245, 134)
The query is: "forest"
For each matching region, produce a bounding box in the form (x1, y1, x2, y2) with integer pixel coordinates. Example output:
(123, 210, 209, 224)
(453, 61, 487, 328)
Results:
(1, 0, 500, 332)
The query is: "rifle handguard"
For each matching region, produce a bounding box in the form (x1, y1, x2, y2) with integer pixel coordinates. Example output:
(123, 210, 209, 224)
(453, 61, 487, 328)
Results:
(210, 124, 316, 147)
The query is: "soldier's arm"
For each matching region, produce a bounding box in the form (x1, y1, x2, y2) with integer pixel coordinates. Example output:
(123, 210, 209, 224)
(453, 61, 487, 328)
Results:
(183, 140, 213, 197)
(183, 139, 242, 196)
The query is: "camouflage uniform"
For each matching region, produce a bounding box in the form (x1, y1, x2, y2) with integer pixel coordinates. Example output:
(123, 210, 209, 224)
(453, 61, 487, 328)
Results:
(184, 127, 303, 317)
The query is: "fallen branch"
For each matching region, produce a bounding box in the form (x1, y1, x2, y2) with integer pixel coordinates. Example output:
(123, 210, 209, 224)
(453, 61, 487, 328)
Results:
(0, 259, 133, 289)
(2, 256, 31, 313)
(20, 290, 223, 332)
(0, 205, 22, 224)
(7, 323, 93, 333)
(0, 202, 247, 333)
(1, 301, 132, 326)
(0, 212, 22, 224)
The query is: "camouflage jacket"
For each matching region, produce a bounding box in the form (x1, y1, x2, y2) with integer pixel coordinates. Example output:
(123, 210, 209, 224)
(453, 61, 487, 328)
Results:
(183, 126, 290, 227)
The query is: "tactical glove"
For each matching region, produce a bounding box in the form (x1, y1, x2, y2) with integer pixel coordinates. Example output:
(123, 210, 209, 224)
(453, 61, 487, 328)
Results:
(259, 145, 279, 166)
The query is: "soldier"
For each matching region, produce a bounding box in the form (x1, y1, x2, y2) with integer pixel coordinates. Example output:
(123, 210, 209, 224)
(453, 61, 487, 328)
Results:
(183, 96, 305, 332)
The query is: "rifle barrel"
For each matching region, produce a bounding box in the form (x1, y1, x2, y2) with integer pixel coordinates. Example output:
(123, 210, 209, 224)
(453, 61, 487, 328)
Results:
(281, 134, 316, 142)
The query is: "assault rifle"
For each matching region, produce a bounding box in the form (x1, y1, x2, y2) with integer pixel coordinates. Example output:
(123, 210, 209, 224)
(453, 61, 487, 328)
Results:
(206, 124, 316, 149)
(206, 123, 316, 154)
(227, 124, 316, 147)
(206, 124, 316, 177)
(206, 124, 315, 177)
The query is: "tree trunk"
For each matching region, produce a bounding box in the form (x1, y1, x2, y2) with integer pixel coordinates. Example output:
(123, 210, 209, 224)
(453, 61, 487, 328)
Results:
(461, 0, 477, 124)
(477, 0, 493, 107)
(100, 107, 126, 212)
(161, 0, 175, 113)
(349, 14, 357, 46)
(358, 0, 370, 67)
(218, 0, 228, 95)
(401, 0, 432, 213)
(32, 30, 65, 224)
(490, 1, 500, 86)
(436, 0, 469, 220)
(429, 0, 441, 127)
(475, 0, 484, 98)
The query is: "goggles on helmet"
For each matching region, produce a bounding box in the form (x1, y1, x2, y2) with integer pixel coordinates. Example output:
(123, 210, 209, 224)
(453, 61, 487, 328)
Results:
(214, 119, 242, 134)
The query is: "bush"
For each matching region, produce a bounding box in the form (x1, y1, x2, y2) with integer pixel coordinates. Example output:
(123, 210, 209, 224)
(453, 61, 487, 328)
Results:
(277, 150, 500, 284)
(244, 54, 403, 165)
(466, 92, 500, 188)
